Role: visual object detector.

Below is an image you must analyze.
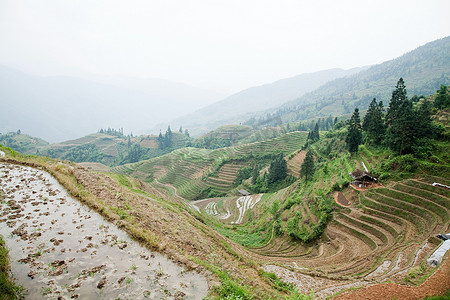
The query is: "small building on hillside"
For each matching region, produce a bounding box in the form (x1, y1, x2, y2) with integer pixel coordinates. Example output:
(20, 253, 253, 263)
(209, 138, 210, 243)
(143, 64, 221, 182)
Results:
(349, 169, 378, 188)
(238, 189, 251, 196)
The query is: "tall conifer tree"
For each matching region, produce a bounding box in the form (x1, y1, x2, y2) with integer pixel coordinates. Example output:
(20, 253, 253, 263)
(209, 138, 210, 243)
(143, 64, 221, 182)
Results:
(300, 150, 315, 182)
(346, 108, 362, 153)
(363, 98, 385, 145)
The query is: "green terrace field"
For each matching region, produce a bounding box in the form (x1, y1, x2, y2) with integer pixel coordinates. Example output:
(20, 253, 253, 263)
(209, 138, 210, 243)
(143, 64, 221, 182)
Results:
(194, 147, 450, 296)
(188, 113, 450, 295)
(112, 131, 309, 199)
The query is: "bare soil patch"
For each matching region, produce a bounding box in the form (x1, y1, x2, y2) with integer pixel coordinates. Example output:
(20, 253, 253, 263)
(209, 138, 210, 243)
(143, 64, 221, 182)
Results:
(335, 253, 450, 300)
(77, 162, 110, 172)
(335, 192, 351, 207)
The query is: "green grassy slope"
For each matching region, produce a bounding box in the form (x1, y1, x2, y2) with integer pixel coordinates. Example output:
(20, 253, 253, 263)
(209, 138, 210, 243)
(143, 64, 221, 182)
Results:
(1, 131, 190, 167)
(113, 131, 309, 199)
(196, 122, 449, 287)
(0, 132, 49, 154)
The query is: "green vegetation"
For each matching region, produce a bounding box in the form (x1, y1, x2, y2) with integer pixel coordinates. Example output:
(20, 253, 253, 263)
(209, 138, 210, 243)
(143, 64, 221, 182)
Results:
(362, 98, 385, 145)
(195, 80, 449, 286)
(246, 36, 450, 130)
(0, 131, 48, 154)
(434, 85, 450, 109)
(0, 235, 25, 299)
(423, 290, 450, 300)
(300, 150, 315, 182)
(267, 153, 288, 184)
(113, 131, 308, 199)
(346, 108, 362, 153)
(1, 68, 449, 299)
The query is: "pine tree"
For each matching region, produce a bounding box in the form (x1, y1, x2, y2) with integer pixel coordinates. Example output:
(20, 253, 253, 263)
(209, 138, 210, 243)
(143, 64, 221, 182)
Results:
(346, 108, 362, 153)
(387, 98, 415, 154)
(362, 98, 375, 132)
(300, 150, 315, 182)
(157, 131, 164, 149)
(267, 153, 287, 184)
(251, 165, 259, 185)
(386, 78, 407, 126)
(362, 98, 385, 145)
(415, 99, 434, 140)
(385, 78, 422, 154)
(313, 123, 319, 140)
(434, 85, 449, 109)
(164, 126, 173, 148)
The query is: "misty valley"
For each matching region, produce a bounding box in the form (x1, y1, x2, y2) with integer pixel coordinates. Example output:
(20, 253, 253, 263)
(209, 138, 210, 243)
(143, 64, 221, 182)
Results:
(1, 24, 449, 300)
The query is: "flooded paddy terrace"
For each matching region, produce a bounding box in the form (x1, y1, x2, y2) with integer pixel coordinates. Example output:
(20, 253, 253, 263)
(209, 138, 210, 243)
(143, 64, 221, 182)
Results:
(0, 162, 208, 299)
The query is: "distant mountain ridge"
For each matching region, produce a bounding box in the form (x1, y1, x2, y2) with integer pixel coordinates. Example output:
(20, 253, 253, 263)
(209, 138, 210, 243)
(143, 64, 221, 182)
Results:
(249, 36, 450, 126)
(155, 67, 367, 136)
(0, 66, 224, 142)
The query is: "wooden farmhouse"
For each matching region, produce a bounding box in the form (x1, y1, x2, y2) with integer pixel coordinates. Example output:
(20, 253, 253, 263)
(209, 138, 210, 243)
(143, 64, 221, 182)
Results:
(349, 169, 378, 188)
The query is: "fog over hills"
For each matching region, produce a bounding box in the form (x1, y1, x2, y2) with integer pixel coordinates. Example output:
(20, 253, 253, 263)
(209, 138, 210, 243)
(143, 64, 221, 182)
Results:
(155, 67, 367, 136)
(0, 66, 224, 142)
(1, 37, 448, 143)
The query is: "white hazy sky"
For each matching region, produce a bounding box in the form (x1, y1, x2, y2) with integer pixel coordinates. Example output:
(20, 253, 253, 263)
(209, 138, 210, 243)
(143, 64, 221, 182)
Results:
(1, 0, 449, 94)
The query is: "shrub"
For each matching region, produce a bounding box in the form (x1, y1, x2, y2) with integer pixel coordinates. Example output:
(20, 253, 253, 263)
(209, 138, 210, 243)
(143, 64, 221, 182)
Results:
(332, 182, 341, 191)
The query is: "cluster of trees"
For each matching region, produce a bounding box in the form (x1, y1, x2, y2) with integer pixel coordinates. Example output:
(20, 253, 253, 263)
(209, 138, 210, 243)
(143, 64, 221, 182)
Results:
(284, 116, 337, 134)
(435, 85, 450, 109)
(157, 126, 174, 149)
(307, 124, 320, 142)
(157, 126, 191, 149)
(98, 127, 125, 137)
(234, 166, 253, 186)
(346, 79, 448, 155)
(62, 144, 107, 163)
(241, 153, 292, 193)
(267, 153, 288, 184)
(179, 126, 190, 137)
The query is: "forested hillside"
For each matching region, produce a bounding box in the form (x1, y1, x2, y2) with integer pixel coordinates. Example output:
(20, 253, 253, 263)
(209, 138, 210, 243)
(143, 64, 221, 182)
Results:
(246, 36, 450, 128)
(159, 67, 366, 136)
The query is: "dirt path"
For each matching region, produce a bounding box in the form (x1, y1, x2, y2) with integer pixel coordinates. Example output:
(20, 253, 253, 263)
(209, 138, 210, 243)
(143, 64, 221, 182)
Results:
(153, 177, 182, 199)
(0, 163, 207, 299)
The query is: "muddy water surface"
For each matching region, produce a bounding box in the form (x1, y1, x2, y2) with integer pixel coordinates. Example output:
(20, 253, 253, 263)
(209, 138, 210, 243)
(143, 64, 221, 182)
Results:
(0, 163, 208, 299)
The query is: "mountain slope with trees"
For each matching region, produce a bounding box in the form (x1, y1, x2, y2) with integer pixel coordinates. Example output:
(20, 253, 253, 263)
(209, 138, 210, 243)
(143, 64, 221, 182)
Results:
(158, 67, 366, 136)
(246, 36, 450, 128)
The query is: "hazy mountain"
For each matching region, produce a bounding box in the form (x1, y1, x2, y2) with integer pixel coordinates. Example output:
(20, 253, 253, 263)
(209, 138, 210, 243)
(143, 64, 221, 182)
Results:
(0, 66, 224, 142)
(80, 73, 225, 110)
(155, 67, 367, 136)
(248, 36, 450, 126)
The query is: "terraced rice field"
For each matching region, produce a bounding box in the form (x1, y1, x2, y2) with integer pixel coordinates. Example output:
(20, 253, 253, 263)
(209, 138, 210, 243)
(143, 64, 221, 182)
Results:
(286, 150, 306, 177)
(113, 131, 308, 199)
(194, 193, 265, 224)
(200, 176, 450, 298)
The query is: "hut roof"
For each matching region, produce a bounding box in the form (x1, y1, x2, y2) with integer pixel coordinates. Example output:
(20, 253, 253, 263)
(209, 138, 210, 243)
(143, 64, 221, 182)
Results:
(238, 189, 251, 196)
(349, 169, 377, 181)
